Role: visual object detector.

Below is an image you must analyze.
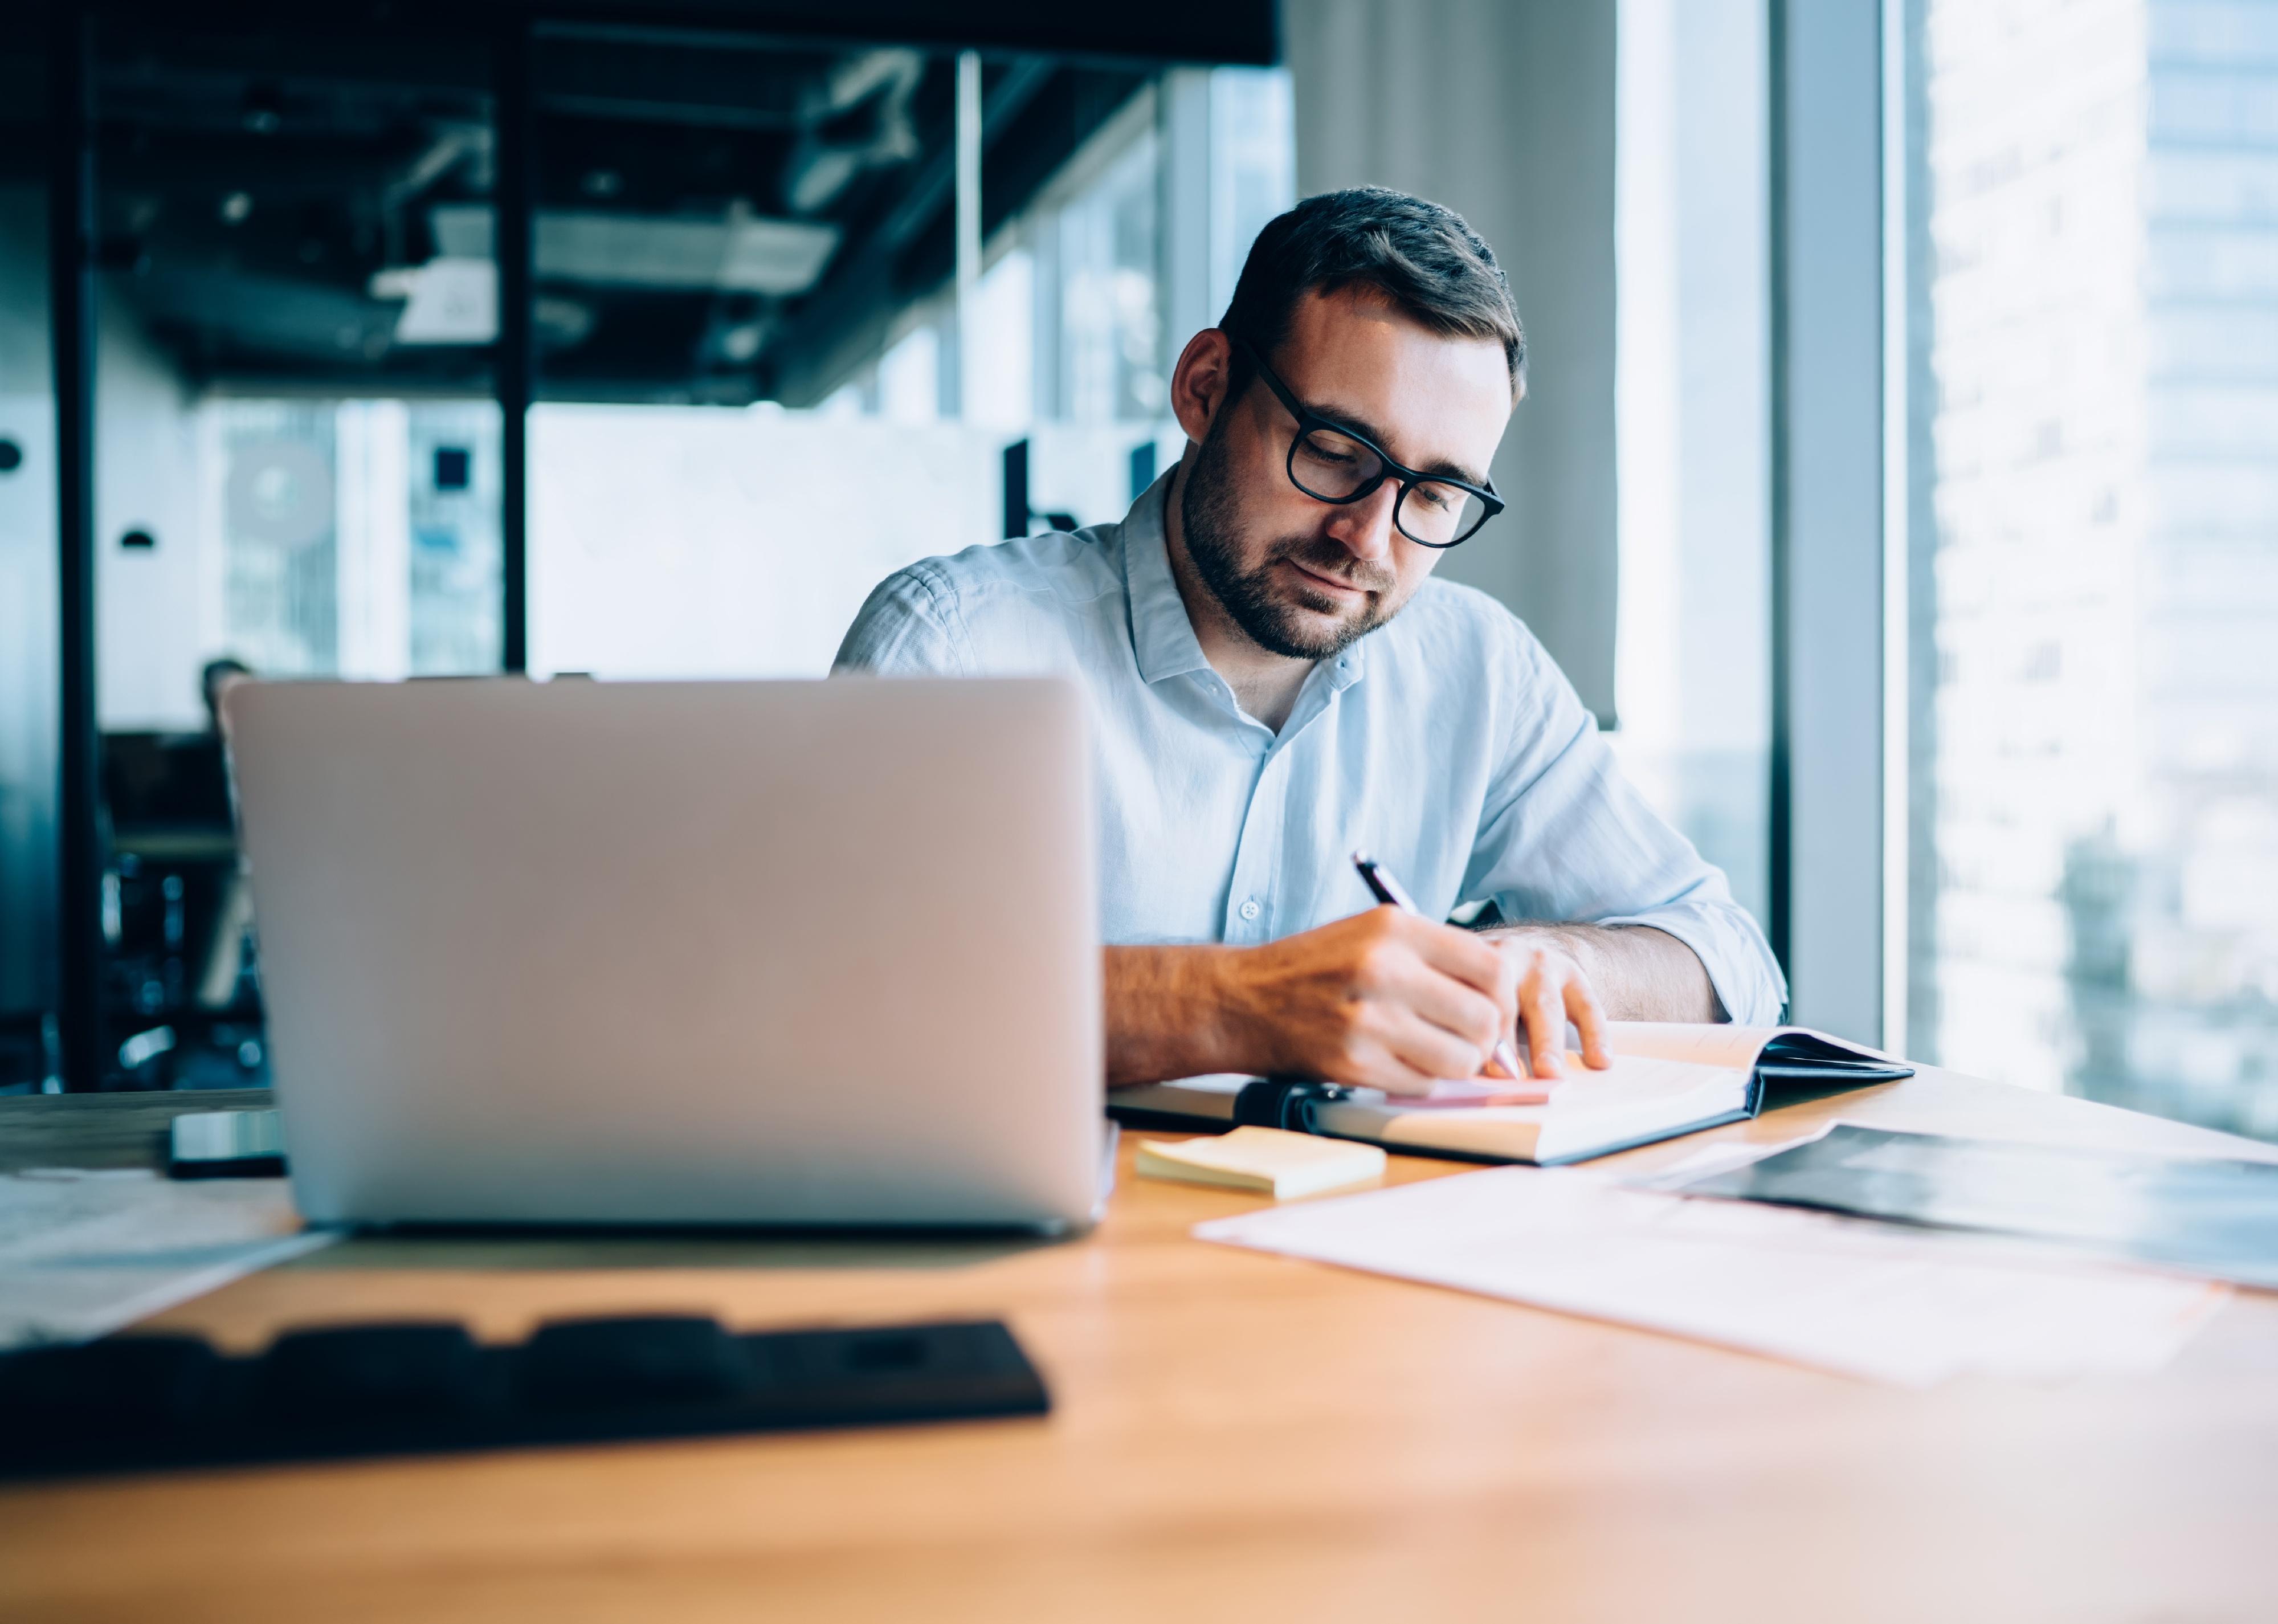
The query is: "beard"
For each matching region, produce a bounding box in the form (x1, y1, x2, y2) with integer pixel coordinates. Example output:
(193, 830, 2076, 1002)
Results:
(1177, 419, 1406, 660)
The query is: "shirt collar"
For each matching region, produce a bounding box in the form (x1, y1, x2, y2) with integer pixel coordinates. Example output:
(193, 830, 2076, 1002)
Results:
(1117, 468, 1372, 694)
(1120, 470, 1215, 685)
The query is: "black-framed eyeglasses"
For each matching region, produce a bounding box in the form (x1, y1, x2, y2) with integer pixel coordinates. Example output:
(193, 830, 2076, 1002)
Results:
(1232, 337, 1505, 548)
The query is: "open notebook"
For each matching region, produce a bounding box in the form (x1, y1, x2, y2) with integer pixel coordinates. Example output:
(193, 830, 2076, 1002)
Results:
(1108, 1023, 1912, 1166)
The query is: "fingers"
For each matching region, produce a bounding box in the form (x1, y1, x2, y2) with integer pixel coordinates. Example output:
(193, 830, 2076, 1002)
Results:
(1304, 910, 1588, 1089)
(1374, 1011, 1492, 1091)
(1348, 909, 1510, 1071)
(1309, 1001, 1458, 1095)
(1515, 963, 1568, 1080)
(1347, 974, 1499, 1083)
(1402, 913, 1516, 997)
(1565, 973, 1612, 1070)
(1384, 958, 1507, 1069)
(1252, 909, 1618, 1093)
(1397, 916, 1522, 1068)
(1496, 936, 1612, 1078)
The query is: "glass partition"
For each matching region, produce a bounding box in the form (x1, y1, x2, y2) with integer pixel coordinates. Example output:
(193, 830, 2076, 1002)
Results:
(89, 9, 498, 1088)
(22, 9, 1288, 1091)
(0, 22, 58, 1091)
(526, 34, 1293, 682)
(34, 9, 1295, 1087)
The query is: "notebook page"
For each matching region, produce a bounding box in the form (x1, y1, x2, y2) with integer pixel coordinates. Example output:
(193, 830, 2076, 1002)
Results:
(1313, 1052, 1750, 1164)
(1605, 1023, 1782, 1068)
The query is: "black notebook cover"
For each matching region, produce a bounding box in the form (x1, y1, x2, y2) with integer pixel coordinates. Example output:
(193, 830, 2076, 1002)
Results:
(1678, 1124, 2278, 1288)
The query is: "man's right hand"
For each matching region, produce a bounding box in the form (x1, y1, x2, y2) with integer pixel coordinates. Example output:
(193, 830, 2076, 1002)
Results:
(1208, 907, 1522, 1093)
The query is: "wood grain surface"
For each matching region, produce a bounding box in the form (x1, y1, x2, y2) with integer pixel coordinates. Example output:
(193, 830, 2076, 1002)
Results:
(3, 1071, 2275, 1623)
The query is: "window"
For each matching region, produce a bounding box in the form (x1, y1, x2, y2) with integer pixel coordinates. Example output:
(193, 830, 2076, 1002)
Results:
(80, 10, 503, 1088)
(208, 401, 501, 683)
(1615, 0, 1775, 929)
(1904, 0, 2278, 1135)
(20, 13, 1287, 1093)
(529, 60, 1295, 682)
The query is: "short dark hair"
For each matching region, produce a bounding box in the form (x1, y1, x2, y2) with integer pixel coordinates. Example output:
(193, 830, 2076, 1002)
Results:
(1218, 186, 1525, 400)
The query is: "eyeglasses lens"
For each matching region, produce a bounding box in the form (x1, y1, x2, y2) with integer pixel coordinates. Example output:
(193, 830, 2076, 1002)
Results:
(1291, 429, 1488, 545)
(1396, 481, 1491, 546)
(1290, 426, 1381, 500)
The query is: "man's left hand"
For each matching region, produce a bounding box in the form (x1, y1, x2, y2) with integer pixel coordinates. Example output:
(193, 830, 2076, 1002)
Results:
(1485, 933, 1614, 1080)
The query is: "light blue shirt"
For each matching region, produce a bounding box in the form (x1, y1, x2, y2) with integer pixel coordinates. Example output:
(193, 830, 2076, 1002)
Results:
(834, 472, 1787, 1024)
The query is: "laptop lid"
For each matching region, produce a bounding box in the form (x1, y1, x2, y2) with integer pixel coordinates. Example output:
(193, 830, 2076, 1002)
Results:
(222, 676, 1101, 1231)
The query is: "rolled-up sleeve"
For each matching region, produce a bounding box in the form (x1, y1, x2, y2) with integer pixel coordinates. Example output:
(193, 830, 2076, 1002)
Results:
(1460, 627, 1788, 1026)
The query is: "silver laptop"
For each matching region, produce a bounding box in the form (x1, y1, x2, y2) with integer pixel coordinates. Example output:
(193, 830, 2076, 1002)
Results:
(222, 675, 1104, 1232)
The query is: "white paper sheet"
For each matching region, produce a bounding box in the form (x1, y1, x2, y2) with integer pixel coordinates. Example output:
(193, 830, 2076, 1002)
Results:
(0, 1169, 336, 1349)
(1623, 1132, 1831, 1189)
(1195, 1167, 2228, 1386)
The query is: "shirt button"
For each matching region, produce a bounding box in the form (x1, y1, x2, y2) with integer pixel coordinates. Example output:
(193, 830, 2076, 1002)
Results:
(1238, 898, 1262, 921)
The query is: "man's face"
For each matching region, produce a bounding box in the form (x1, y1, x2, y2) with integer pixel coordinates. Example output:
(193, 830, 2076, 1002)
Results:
(1178, 288, 1513, 660)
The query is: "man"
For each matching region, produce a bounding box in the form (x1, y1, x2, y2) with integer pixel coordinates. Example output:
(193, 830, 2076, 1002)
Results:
(836, 187, 1785, 1091)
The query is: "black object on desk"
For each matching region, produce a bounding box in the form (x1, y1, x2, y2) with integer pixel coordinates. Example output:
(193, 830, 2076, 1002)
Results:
(1233, 1078, 1362, 1131)
(0, 1315, 1049, 1480)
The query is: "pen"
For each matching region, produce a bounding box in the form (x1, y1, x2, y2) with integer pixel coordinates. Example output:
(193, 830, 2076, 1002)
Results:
(1350, 850, 1533, 1082)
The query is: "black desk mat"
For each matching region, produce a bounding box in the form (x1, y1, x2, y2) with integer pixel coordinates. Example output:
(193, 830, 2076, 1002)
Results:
(0, 1314, 1048, 1480)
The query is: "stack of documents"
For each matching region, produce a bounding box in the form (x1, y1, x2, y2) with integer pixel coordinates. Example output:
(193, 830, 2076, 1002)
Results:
(1195, 1165, 2228, 1386)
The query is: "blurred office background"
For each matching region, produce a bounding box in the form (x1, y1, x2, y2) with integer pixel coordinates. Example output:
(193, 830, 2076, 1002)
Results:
(2, 0, 2273, 1145)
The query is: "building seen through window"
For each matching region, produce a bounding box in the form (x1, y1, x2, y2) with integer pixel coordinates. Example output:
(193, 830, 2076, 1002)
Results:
(1907, 0, 2278, 1133)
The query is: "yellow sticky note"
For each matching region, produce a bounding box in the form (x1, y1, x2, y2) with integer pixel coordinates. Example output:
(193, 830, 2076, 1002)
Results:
(1135, 1127, 1386, 1200)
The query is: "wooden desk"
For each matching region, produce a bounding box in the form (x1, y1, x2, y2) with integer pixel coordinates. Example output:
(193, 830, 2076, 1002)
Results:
(4, 1072, 2276, 1623)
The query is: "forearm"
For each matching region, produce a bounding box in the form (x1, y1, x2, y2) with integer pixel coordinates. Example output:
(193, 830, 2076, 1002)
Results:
(1103, 944, 1254, 1087)
(1484, 923, 1725, 1023)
